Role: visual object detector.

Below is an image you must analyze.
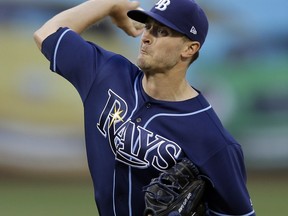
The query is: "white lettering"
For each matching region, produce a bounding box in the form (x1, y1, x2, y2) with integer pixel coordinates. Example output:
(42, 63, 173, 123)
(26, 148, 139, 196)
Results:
(155, 0, 171, 11)
(178, 192, 192, 213)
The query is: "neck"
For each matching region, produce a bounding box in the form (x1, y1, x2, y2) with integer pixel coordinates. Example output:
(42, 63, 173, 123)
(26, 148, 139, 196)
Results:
(142, 72, 198, 101)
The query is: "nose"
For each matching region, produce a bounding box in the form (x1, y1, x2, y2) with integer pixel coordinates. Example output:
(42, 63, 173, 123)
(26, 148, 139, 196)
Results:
(141, 29, 152, 45)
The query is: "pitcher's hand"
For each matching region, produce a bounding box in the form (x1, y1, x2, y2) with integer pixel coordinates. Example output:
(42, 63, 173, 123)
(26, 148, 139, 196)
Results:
(110, 0, 144, 37)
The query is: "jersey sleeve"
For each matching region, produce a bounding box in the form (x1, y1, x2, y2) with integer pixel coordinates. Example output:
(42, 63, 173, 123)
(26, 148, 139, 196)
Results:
(41, 27, 115, 102)
(201, 143, 255, 216)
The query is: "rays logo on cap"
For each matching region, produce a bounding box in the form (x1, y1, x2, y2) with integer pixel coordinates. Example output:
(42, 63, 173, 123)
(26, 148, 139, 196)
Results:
(155, 0, 171, 11)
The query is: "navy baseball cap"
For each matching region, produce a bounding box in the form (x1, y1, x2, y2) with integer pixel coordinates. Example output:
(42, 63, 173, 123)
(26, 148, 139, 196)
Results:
(128, 0, 209, 47)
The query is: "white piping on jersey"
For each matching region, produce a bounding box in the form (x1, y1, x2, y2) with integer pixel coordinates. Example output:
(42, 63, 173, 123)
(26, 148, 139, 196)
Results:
(127, 73, 141, 120)
(209, 209, 255, 216)
(113, 170, 117, 216)
(128, 166, 133, 216)
(53, 28, 71, 72)
(113, 168, 132, 216)
(131, 104, 212, 155)
(143, 104, 212, 129)
(127, 73, 141, 216)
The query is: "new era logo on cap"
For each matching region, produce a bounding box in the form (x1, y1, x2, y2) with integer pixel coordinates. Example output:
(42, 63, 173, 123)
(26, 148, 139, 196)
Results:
(190, 26, 197, 35)
(127, 0, 209, 47)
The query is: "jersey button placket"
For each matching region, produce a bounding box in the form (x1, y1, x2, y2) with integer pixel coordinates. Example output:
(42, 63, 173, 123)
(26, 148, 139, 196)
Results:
(135, 102, 151, 124)
(146, 103, 151, 109)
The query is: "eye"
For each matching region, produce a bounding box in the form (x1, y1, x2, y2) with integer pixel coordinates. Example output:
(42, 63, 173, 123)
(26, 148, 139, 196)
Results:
(157, 27, 169, 37)
(144, 23, 152, 30)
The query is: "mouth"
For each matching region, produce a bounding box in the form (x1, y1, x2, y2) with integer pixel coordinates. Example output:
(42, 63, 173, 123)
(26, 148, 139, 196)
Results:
(140, 47, 152, 56)
(140, 49, 148, 55)
(140, 44, 150, 55)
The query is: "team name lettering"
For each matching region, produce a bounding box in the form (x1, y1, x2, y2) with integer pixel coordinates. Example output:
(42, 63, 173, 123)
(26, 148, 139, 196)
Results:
(97, 89, 181, 171)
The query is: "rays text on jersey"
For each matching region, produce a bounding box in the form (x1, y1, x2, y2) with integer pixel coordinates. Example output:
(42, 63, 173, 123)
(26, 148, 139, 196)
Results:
(97, 89, 181, 171)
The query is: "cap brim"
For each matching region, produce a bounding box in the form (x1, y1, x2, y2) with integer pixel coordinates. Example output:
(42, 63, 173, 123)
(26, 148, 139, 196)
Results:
(127, 10, 185, 35)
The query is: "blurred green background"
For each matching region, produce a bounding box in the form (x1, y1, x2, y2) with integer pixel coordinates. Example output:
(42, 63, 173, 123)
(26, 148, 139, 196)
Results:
(1, 0, 288, 215)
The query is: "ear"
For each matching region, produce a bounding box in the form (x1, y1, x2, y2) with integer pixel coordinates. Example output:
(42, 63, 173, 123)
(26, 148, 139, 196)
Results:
(181, 41, 200, 59)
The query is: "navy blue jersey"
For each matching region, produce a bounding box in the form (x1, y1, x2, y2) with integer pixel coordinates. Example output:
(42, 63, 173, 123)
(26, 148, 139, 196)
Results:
(41, 27, 255, 216)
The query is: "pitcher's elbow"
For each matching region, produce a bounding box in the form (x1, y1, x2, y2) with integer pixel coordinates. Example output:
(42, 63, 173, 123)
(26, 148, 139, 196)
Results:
(33, 29, 44, 50)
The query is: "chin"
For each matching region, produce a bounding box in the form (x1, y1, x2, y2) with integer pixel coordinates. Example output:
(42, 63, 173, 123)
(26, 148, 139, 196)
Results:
(137, 56, 156, 72)
(136, 58, 146, 69)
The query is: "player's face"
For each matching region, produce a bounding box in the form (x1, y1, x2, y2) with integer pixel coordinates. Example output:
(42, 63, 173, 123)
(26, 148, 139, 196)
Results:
(137, 19, 187, 73)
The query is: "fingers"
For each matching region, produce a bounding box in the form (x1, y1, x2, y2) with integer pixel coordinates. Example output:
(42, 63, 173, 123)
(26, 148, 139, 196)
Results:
(130, 20, 145, 36)
(128, 1, 140, 10)
(125, 3, 144, 37)
(121, 21, 144, 37)
(129, 28, 144, 37)
(110, 0, 144, 37)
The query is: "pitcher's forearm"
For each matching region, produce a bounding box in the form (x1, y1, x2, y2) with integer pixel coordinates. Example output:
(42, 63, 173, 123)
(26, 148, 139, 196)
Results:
(33, 0, 117, 49)
(48, 0, 117, 33)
